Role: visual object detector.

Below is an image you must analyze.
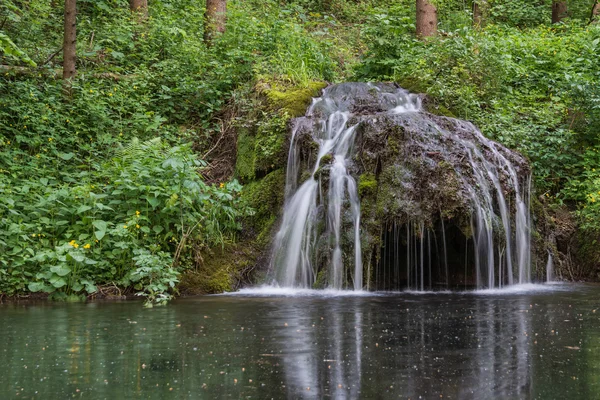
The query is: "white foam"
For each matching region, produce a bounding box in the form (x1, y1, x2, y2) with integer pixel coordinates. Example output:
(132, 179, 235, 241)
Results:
(471, 283, 568, 295)
(219, 285, 380, 298)
(218, 283, 571, 298)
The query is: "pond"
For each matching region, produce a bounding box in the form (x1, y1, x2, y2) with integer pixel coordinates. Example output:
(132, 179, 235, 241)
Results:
(2, 283, 600, 399)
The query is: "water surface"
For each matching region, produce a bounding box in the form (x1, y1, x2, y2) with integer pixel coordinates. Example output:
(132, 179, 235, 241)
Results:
(2, 283, 600, 399)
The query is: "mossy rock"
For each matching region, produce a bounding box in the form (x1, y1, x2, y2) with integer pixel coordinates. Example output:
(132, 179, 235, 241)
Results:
(358, 173, 377, 197)
(395, 77, 456, 118)
(259, 80, 328, 117)
(235, 128, 256, 181)
(241, 169, 285, 243)
(178, 243, 260, 295)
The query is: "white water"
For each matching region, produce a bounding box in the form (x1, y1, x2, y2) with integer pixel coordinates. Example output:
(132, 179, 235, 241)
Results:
(546, 251, 554, 282)
(271, 85, 420, 289)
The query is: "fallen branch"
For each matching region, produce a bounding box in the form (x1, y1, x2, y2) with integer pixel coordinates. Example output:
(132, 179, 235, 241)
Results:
(1, 64, 136, 80)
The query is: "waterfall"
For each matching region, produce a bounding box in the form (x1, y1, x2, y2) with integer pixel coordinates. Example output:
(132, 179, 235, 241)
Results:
(546, 251, 554, 282)
(270, 83, 533, 290)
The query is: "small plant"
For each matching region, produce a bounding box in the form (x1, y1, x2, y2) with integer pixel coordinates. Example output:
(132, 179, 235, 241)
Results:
(127, 249, 179, 307)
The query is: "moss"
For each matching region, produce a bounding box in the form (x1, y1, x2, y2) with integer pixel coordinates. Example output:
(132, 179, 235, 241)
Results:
(254, 113, 288, 174)
(260, 80, 328, 117)
(241, 169, 285, 243)
(358, 173, 377, 197)
(315, 153, 333, 177)
(235, 128, 256, 181)
(397, 77, 429, 94)
(178, 244, 257, 295)
(313, 269, 327, 289)
(425, 103, 456, 118)
(395, 77, 456, 118)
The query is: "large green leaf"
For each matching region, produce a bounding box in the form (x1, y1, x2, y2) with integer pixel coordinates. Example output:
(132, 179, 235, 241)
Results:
(49, 275, 67, 288)
(50, 264, 71, 277)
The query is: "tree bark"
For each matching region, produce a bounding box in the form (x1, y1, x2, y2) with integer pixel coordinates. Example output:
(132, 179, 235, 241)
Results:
(591, 1, 600, 24)
(473, 0, 488, 28)
(62, 0, 76, 82)
(552, 2, 567, 24)
(129, 0, 148, 19)
(204, 0, 227, 45)
(416, 0, 437, 38)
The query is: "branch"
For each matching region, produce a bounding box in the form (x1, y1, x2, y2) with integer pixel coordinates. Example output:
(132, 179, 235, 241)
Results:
(40, 47, 63, 67)
(0, 65, 136, 80)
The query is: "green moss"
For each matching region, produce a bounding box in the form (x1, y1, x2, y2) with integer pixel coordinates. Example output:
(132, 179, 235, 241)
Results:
(235, 129, 256, 181)
(426, 103, 456, 118)
(358, 173, 377, 197)
(397, 77, 428, 94)
(241, 169, 285, 242)
(396, 77, 456, 118)
(313, 268, 328, 289)
(261, 81, 328, 117)
(315, 153, 333, 177)
(254, 113, 288, 174)
(178, 242, 259, 295)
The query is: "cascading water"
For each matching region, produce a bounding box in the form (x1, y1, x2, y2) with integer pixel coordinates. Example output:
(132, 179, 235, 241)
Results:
(270, 82, 534, 290)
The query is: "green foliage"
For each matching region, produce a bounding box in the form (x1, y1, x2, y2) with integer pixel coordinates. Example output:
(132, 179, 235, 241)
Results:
(128, 249, 179, 307)
(0, 137, 249, 302)
(2, 0, 600, 296)
(0, 32, 36, 66)
(357, 17, 600, 195)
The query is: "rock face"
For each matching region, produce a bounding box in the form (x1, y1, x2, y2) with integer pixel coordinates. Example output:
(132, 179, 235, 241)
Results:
(271, 82, 537, 290)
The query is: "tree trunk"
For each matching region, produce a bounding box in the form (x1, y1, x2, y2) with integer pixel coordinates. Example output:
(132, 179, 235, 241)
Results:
(552, 2, 567, 24)
(591, 1, 600, 24)
(473, 0, 488, 28)
(416, 0, 437, 38)
(204, 0, 227, 44)
(62, 0, 76, 82)
(129, 0, 148, 19)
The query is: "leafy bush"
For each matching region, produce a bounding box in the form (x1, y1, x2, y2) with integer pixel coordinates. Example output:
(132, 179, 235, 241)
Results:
(0, 138, 249, 302)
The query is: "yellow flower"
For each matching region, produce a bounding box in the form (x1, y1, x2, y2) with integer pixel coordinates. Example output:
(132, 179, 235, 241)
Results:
(108, 93, 113, 97)
(83, 243, 91, 249)
(219, 183, 225, 188)
(48, 137, 53, 142)
(123, 225, 128, 229)
(136, 224, 140, 229)
(136, 210, 141, 216)
(89, 89, 93, 93)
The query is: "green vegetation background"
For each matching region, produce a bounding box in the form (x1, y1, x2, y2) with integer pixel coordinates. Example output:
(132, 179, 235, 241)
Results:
(1, 0, 599, 303)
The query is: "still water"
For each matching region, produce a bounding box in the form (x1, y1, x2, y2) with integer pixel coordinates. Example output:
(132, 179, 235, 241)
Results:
(2, 283, 600, 399)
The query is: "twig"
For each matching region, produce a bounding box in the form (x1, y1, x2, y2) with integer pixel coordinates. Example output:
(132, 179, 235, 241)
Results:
(39, 47, 63, 67)
(88, 31, 95, 52)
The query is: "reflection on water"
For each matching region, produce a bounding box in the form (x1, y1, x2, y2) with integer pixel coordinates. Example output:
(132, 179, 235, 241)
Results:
(2, 284, 600, 399)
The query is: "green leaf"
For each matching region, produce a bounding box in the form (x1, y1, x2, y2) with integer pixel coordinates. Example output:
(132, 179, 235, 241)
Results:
(59, 152, 74, 160)
(50, 264, 71, 277)
(67, 252, 85, 263)
(49, 275, 67, 288)
(28, 282, 45, 292)
(77, 205, 92, 214)
(0, 32, 36, 66)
